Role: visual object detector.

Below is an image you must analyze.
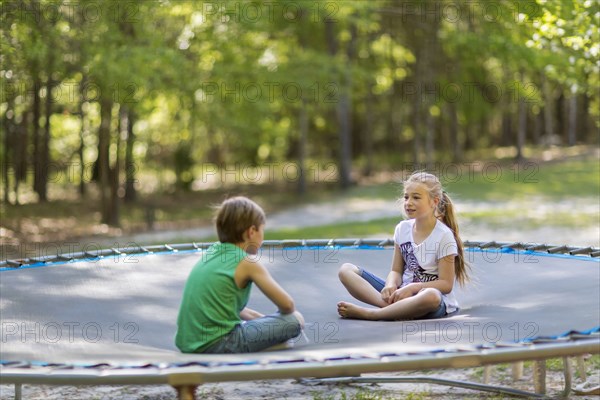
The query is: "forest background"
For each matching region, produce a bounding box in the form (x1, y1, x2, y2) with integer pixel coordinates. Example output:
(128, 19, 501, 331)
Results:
(1, 0, 599, 256)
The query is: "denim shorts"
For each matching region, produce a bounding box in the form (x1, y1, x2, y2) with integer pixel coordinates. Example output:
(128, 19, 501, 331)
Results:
(359, 267, 447, 319)
(202, 312, 302, 353)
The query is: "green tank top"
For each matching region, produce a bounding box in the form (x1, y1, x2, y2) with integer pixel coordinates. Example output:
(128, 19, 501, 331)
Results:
(175, 242, 251, 353)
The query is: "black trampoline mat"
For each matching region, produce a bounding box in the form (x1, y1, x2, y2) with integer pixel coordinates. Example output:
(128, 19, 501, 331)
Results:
(1, 247, 598, 365)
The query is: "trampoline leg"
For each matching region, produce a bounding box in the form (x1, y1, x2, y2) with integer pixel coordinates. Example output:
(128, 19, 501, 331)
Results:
(175, 385, 198, 400)
(14, 384, 22, 400)
(512, 361, 524, 380)
(483, 365, 492, 384)
(533, 360, 547, 395)
(576, 355, 587, 381)
(561, 357, 572, 399)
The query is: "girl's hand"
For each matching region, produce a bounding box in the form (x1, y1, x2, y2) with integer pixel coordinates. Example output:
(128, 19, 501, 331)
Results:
(381, 285, 397, 304)
(389, 283, 422, 303)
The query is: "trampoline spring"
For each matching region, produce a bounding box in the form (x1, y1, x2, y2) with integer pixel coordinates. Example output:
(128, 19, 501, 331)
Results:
(261, 239, 279, 246)
(2, 238, 597, 270)
(569, 333, 600, 340)
(177, 243, 203, 251)
(547, 245, 572, 254)
(480, 241, 498, 249)
(83, 252, 99, 258)
(332, 238, 358, 246)
(377, 238, 394, 247)
(303, 239, 326, 247)
(29, 257, 48, 264)
(139, 246, 153, 253)
(282, 240, 303, 248)
(502, 242, 526, 250)
(569, 247, 593, 256)
(164, 243, 184, 251)
(357, 238, 380, 246)
(525, 244, 550, 251)
(6, 260, 24, 268)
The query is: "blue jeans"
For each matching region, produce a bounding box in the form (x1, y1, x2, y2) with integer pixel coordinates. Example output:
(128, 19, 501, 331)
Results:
(202, 312, 302, 353)
(359, 267, 447, 319)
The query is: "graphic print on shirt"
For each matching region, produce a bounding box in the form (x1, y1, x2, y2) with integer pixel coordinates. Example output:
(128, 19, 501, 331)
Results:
(399, 242, 438, 283)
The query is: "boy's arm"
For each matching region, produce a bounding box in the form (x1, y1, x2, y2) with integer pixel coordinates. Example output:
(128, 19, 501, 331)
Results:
(240, 307, 264, 320)
(235, 259, 295, 314)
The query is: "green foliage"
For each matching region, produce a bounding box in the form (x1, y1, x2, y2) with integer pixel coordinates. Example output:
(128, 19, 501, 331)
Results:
(1, 0, 598, 204)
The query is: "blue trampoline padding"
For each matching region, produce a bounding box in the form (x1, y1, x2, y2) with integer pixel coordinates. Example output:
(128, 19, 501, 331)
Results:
(0, 246, 598, 368)
(2, 244, 597, 271)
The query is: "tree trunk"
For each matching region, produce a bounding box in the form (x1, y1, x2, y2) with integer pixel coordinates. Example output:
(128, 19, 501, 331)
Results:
(543, 80, 555, 143)
(124, 109, 137, 203)
(556, 92, 565, 144)
(390, 81, 404, 159)
(449, 103, 462, 162)
(325, 18, 353, 189)
(424, 110, 435, 168)
(533, 111, 542, 145)
(412, 100, 421, 164)
(363, 87, 374, 177)
(78, 76, 87, 197)
(32, 77, 42, 198)
(297, 100, 308, 195)
(107, 106, 125, 227)
(37, 74, 54, 202)
(337, 90, 352, 189)
(98, 97, 114, 225)
(567, 94, 576, 146)
(516, 97, 527, 161)
(2, 105, 12, 204)
(13, 113, 29, 204)
(17, 111, 28, 184)
(580, 92, 591, 142)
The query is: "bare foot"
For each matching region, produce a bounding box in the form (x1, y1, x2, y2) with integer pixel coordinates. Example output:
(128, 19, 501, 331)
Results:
(337, 301, 375, 320)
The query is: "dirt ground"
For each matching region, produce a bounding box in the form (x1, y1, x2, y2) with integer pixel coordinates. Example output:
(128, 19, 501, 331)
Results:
(1, 360, 599, 399)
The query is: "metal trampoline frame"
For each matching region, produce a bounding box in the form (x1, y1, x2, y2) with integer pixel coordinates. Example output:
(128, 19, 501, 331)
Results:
(1, 239, 599, 399)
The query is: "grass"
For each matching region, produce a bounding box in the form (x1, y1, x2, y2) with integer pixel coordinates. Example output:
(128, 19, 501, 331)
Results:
(2, 154, 598, 247)
(265, 217, 399, 241)
(346, 158, 600, 202)
(441, 158, 599, 201)
(173, 216, 398, 244)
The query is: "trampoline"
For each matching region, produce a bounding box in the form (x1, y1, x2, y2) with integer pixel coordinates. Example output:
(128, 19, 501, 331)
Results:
(1, 239, 599, 399)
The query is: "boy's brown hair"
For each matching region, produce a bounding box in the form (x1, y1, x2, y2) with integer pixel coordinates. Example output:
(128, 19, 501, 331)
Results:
(215, 196, 266, 243)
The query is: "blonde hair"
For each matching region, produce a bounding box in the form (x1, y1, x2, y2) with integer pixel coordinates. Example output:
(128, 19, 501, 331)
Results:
(215, 196, 266, 243)
(403, 171, 470, 286)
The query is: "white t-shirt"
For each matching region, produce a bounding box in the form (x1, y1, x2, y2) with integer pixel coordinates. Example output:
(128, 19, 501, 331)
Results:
(393, 219, 459, 313)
